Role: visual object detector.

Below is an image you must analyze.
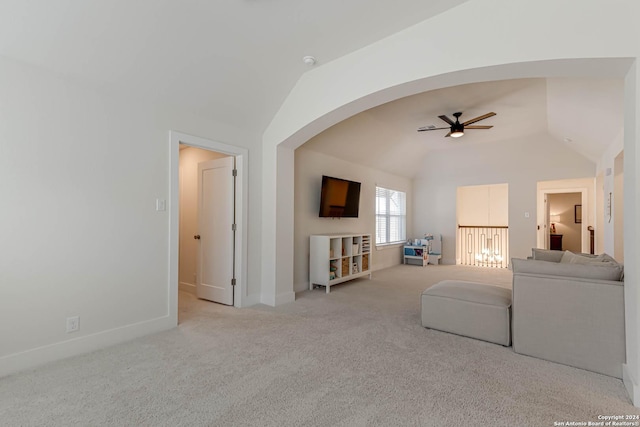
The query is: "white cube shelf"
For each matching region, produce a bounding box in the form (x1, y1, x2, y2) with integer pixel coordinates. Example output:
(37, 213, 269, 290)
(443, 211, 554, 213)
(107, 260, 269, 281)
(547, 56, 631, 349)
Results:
(310, 233, 372, 293)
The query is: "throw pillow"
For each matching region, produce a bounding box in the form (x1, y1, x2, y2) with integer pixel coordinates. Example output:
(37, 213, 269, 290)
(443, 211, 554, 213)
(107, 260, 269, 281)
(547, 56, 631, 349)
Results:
(560, 251, 581, 264)
(531, 248, 564, 262)
(561, 250, 621, 267)
(561, 251, 593, 264)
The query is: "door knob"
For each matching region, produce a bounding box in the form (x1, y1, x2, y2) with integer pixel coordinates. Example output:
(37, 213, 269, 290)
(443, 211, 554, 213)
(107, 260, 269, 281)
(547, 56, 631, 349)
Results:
(194, 235, 201, 240)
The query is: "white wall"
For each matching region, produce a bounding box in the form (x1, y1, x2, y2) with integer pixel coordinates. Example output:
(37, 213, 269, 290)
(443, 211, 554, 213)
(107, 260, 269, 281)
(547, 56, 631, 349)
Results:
(413, 133, 595, 264)
(595, 171, 605, 254)
(0, 56, 262, 375)
(294, 146, 412, 292)
(178, 147, 230, 293)
(614, 152, 624, 262)
(273, 145, 296, 305)
(623, 61, 639, 405)
(598, 133, 625, 258)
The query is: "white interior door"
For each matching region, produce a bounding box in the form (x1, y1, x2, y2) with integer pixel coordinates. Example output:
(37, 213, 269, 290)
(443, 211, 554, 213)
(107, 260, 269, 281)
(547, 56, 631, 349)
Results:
(196, 156, 235, 305)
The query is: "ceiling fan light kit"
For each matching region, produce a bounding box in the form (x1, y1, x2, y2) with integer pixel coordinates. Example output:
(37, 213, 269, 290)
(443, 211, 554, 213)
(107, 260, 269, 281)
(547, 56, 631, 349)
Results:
(418, 111, 496, 138)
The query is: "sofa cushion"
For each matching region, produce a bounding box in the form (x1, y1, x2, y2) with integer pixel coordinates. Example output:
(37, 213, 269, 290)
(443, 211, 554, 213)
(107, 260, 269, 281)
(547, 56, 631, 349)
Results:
(512, 258, 624, 282)
(422, 280, 512, 307)
(422, 281, 512, 346)
(561, 250, 606, 264)
(559, 251, 624, 279)
(531, 248, 564, 262)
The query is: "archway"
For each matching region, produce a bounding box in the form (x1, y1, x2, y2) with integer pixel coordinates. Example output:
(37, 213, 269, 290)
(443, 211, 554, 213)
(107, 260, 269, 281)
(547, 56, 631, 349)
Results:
(263, 58, 638, 404)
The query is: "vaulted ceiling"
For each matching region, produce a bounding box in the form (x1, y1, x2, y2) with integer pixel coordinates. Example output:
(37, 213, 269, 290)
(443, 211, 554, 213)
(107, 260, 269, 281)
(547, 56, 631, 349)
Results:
(0, 1, 623, 178)
(302, 77, 624, 177)
(0, 0, 469, 132)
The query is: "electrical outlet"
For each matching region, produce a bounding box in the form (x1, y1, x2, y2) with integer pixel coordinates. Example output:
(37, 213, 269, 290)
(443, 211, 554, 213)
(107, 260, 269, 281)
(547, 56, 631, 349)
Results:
(66, 316, 80, 333)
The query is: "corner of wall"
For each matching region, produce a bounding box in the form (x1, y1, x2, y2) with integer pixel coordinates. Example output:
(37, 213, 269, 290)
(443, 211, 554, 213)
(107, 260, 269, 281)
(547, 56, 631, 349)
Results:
(623, 364, 640, 407)
(241, 293, 261, 307)
(260, 291, 296, 307)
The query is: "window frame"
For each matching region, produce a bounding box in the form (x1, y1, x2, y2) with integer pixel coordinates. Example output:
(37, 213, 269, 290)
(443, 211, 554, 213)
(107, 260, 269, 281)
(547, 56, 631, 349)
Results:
(375, 185, 407, 246)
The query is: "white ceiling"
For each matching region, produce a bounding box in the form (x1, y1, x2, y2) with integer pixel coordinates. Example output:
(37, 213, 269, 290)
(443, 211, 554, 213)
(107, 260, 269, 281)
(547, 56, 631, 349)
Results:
(0, 1, 623, 176)
(0, 0, 469, 132)
(302, 77, 624, 177)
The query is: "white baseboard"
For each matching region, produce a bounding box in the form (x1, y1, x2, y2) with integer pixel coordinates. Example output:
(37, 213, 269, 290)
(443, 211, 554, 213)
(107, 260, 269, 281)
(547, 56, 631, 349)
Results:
(260, 291, 296, 306)
(295, 290, 304, 299)
(623, 364, 640, 406)
(181, 282, 258, 307)
(0, 315, 175, 379)
(294, 282, 310, 294)
(241, 293, 260, 307)
(275, 291, 296, 305)
(179, 281, 196, 294)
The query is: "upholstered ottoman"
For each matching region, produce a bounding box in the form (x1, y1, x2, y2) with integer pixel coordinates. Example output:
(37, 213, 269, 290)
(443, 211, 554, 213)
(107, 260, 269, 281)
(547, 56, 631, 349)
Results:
(421, 280, 512, 346)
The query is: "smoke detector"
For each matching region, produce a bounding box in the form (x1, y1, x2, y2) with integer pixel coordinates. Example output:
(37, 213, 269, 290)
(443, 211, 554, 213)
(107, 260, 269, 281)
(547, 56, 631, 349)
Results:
(302, 56, 317, 66)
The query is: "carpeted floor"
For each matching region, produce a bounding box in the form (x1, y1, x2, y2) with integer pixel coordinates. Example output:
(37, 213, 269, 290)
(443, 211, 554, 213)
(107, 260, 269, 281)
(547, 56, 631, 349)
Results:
(1, 265, 638, 426)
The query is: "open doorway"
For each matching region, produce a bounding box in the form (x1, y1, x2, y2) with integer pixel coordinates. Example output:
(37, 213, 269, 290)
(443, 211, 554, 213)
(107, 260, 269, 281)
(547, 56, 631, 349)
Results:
(169, 132, 249, 326)
(546, 192, 582, 252)
(456, 183, 509, 268)
(537, 178, 592, 254)
(613, 151, 624, 262)
(178, 146, 234, 310)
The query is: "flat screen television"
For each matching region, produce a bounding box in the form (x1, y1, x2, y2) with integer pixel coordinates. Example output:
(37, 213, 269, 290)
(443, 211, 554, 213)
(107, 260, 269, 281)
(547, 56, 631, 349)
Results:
(319, 175, 361, 218)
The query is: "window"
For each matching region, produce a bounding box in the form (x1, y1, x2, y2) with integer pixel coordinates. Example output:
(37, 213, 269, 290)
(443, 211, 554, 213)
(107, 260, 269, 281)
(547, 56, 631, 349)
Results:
(376, 186, 406, 245)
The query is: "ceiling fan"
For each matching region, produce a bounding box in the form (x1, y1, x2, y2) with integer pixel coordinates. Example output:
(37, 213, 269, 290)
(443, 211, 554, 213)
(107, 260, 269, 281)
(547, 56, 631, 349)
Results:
(417, 111, 496, 138)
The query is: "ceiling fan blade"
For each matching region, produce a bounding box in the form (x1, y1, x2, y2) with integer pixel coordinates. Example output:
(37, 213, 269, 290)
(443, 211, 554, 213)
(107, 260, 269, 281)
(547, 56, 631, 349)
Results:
(444, 131, 452, 137)
(438, 115, 454, 125)
(465, 125, 493, 129)
(417, 127, 450, 132)
(462, 112, 496, 126)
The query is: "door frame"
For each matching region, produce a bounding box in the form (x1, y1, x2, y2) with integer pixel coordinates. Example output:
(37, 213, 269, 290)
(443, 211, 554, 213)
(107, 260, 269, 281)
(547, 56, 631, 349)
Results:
(169, 131, 248, 321)
(537, 187, 588, 253)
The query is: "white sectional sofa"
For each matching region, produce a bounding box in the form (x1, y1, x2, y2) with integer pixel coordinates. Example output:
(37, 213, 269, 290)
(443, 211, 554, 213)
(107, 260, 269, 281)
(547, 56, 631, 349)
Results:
(511, 249, 625, 378)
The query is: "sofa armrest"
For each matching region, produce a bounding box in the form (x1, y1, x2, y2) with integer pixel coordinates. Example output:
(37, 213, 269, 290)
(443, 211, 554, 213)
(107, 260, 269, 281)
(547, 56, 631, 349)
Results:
(512, 271, 625, 378)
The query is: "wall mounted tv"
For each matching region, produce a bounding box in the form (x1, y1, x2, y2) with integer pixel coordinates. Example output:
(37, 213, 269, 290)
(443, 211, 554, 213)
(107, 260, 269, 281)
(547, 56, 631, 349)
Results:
(319, 175, 361, 218)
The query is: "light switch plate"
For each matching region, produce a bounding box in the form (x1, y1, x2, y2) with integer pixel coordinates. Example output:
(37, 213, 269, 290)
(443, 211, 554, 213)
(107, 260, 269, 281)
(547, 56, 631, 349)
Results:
(66, 316, 79, 333)
(156, 199, 166, 211)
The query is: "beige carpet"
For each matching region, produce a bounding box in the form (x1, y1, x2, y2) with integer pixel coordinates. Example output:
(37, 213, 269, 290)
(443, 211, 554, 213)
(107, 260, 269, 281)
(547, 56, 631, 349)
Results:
(1, 265, 638, 426)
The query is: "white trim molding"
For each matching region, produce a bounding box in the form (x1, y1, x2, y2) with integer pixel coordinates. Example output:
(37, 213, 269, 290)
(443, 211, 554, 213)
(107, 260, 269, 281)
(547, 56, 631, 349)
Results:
(179, 281, 197, 295)
(624, 364, 640, 406)
(261, 291, 296, 306)
(169, 131, 253, 311)
(0, 315, 174, 378)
